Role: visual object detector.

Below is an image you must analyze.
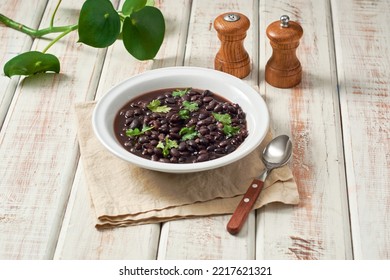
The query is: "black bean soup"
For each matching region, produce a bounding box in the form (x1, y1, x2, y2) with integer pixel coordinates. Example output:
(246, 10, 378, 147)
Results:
(114, 88, 248, 164)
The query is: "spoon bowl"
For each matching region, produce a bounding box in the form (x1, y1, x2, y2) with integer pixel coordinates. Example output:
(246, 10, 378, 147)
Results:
(263, 135, 292, 168)
(227, 135, 293, 235)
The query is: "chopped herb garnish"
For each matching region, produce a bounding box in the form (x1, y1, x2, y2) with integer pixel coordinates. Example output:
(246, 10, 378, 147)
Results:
(212, 112, 231, 125)
(223, 125, 240, 137)
(126, 125, 153, 137)
(213, 112, 240, 137)
(172, 88, 191, 97)
(182, 100, 199, 112)
(156, 137, 178, 157)
(147, 99, 171, 113)
(178, 109, 190, 119)
(179, 126, 198, 140)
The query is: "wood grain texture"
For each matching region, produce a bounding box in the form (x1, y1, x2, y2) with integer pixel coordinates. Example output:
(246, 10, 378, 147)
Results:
(265, 18, 303, 88)
(53, 0, 192, 259)
(1, 0, 388, 261)
(332, 0, 390, 259)
(0, 0, 120, 259)
(214, 12, 251, 78)
(256, 0, 352, 259)
(227, 178, 265, 235)
(54, 165, 161, 259)
(157, 0, 259, 260)
(0, 0, 47, 128)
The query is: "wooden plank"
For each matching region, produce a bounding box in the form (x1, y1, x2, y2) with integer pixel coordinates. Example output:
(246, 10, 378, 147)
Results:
(54, 165, 161, 259)
(0, 0, 120, 259)
(0, 0, 48, 127)
(157, 0, 259, 260)
(331, 0, 390, 259)
(255, 0, 352, 259)
(54, 0, 192, 259)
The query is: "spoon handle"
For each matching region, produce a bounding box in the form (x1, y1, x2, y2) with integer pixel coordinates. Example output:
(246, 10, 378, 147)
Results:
(227, 178, 264, 235)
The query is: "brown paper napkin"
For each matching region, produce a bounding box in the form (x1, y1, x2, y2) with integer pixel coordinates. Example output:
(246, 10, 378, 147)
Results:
(75, 102, 299, 229)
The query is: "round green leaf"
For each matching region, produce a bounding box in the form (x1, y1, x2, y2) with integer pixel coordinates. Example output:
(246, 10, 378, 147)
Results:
(122, 0, 147, 15)
(3, 51, 60, 77)
(78, 0, 121, 48)
(122, 6, 165, 60)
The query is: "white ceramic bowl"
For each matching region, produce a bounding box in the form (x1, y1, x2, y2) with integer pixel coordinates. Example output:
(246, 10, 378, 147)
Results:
(92, 67, 269, 173)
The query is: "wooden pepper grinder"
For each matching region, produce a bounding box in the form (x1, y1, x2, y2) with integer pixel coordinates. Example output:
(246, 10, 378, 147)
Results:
(214, 12, 251, 79)
(265, 15, 303, 88)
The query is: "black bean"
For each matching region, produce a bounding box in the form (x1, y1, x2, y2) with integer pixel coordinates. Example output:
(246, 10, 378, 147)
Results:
(202, 96, 213, 103)
(169, 114, 181, 123)
(151, 155, 160, 161)
(170, 148, 180, 157)
(169, 132, 181, 140)
(153, 148, 163, 157)
(178, 142, 187, 151)
(125, 110, 134, 118)
(198, 112, 209, 120)
(169, 126, 181, 133)
(128, 119, 140, 129)
(125, 117, 134, 126)
(207, 145, 216, 152)
(197, 153, 209, 162)
(170, 157, 178, 163)
(219, 140, 229, 147)
(134, 108, 142, 116)
(202, 90, 211, 96)
(159, 124, 169, 133)
(166, 97, 175, 104)
(199, 137, 209, 145)
(198, 127, 209, 136)
(214, 104, 223, 112)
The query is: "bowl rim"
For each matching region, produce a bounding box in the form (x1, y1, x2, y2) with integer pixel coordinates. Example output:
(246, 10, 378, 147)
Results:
(92, 66, 269, 173)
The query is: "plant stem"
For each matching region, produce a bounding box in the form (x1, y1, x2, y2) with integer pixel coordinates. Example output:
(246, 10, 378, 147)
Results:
(50, 0, 63, 28)
(0, 13, 76, 38)
(42, 24, 78, 53)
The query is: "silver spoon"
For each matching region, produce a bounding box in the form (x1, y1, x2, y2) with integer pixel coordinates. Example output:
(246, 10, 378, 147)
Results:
(227, 135, 293, 235)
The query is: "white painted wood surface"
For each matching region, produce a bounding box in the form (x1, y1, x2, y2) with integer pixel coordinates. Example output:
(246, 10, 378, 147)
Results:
(0, 0, 120, 259)
(54, 0, 192, 260)
(256, 0, 352, 260)
(0, 0, 47, 126)
(332, 0, 390, 259)
(0, 0, 389, 260)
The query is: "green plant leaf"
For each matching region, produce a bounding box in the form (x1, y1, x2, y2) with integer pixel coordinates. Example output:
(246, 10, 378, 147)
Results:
(78, 0, 121, 48)
(146, 0, 155, 6)
(122, 0, 147, 15)
(122, 6, 165, 60)
(3, 51, 60, 77)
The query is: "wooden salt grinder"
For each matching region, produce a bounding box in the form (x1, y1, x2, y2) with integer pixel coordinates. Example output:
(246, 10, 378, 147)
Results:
(265, 15, 303, 88)
(214, 13, 251, 79)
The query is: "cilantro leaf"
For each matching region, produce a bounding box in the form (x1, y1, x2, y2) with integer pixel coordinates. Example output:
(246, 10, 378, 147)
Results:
(182, 101, 199, 112)
(156, 137, 178, 157)
(172, 88, 191, 97)
(178, 109, 190, 119)
(147, 99, 171, 113)
(212, 112, 231, 125)
(126, 125, 153, 137)
(179, 126, 198, 140)
(223, 125, 240, 137)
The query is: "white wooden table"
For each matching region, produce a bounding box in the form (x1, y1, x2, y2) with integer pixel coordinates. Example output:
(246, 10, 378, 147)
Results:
(0, 0, 389, 260)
